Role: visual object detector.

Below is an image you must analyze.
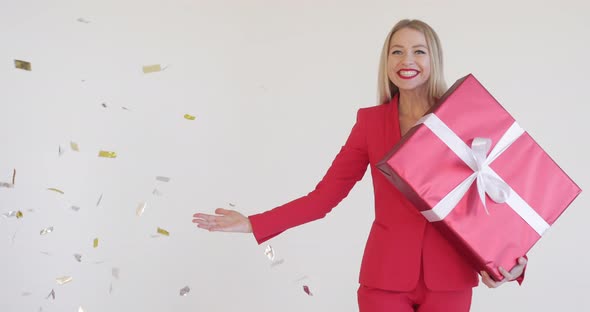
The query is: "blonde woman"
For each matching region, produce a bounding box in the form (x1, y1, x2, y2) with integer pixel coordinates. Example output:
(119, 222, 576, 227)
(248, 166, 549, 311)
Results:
(193, 19, 527, 312)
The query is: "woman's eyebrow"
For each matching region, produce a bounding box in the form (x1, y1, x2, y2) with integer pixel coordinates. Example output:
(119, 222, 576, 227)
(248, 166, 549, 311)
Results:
(389, 44, 428, 50)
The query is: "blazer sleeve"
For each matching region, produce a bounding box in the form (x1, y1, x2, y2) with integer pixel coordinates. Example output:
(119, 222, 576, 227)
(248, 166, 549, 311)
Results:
(248, 108, 370, 244)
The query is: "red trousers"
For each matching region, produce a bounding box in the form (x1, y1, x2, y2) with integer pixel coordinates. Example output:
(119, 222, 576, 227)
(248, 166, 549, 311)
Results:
(357, 264, 472, 312)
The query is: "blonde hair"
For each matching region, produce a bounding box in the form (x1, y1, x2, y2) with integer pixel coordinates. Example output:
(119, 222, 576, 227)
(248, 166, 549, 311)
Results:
(377, 19, 447, 105)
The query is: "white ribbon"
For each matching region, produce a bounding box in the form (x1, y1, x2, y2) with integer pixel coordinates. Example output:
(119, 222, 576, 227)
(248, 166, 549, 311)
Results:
(416, 113, 550, 236)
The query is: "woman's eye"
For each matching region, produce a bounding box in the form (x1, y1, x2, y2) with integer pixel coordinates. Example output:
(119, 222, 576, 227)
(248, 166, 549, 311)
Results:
(415, 49, 426, 54)
(391, 50, 402, 55)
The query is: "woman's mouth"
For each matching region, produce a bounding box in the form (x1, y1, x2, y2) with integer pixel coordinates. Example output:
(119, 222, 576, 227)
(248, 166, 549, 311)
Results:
(397, 69, 420, 79)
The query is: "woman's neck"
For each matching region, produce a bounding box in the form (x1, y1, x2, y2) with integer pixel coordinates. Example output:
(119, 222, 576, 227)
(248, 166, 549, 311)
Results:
(398, 88, 433, 118)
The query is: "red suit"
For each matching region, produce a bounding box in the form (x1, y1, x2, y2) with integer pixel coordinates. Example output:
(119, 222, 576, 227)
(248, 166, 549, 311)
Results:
(249, 94, 480, 292)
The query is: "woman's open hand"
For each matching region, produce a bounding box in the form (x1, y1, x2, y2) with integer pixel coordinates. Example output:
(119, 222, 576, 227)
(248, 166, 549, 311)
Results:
(192, 208, 253, 233)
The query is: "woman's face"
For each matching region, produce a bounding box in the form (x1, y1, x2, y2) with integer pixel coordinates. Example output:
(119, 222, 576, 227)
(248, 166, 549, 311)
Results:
(387, 27, 431, 93)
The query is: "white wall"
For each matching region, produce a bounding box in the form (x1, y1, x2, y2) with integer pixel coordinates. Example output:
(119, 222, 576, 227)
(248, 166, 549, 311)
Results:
(1, 0, 588, 311)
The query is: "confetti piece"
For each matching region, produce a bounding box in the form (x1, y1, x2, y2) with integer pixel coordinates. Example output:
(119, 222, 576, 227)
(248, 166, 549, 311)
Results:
(121, 106, 130, 111)
(21, 291, 32, 296)
(270, 259, 284, 267)
(157, 227, 169, 236)
(59, 145, 64, 156)
(155, 176, 170, 182)
(98, 150, 117, 158)
(0, 182, 14, 188)
(14, 59, 31, 71)
(56, 276, 72, 285)
(74, 254, 82, 262)
(40, 251, 52, 256)
(112, 267, 119, 279)
(47, 188, 64, 194)
(109, 282, 113, 294)
(96, 193, 103, 206)
(303, 285, 313, 296)
(16, 211, 23, 218)
(142, 64, 162, 74)
(152, 188, 162, 196)
(93, 238, 99, 248)
(179, 286, 190, 296)
(76, 18, 90, 23)
(264, 245, 275, 261)
(101, 103, 107, 108)
(11, 169, 15, 185)
(183, 113, 196, 120)
(46, 289, 55, 299)
(2, 211, 18, 218)
(70, 142, 79, 151)
(40, 227, 54, 235)
(229, 203, 236, 207)
(71, 205, 80, 211)
(136, 202, 146, 216)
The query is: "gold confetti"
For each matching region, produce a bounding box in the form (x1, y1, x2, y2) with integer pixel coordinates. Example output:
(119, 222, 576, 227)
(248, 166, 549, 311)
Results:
(40, 227, 54, 235)
(264, 245, 275, 261)
(179, 286, 190, 296)
(56, 276, 72, 285)
(142, 64, 162, 74)
(184, 113, 196, 120)
(70, 142, 79, 151)
(136, 202, 146, 216)
(47, 188, 64, 194)
(16, 211, 23, 218)
(98, 150, 117, 158)
(157, 227, 169, 236)
(93, 238, 99, 248)
(14, 59, 32, 71)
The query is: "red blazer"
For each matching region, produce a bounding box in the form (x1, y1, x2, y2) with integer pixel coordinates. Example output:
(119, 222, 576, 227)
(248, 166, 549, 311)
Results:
(248, 94, 479, 291)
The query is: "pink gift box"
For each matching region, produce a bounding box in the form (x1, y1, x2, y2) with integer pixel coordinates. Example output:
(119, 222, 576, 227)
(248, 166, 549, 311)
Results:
(377, 74, 581, 281)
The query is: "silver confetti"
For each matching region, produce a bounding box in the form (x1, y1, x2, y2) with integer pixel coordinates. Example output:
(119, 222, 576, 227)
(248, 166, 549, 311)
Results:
(21, 291, 32, 296)
(96, 193, 103, 206)
(40, 251, 52, 256)
(179, 286, 190, 296)
(155, 176, 170, 182)
(152, 188, 162, 196)
(46, 289, 55, 299)
(71, 205, 80, 212)
(40, 227, 54, 235)
(2, 211, 17, 218)
(74, 254, 82, 262)
(264, 245, 275, 261)
(109, 282, 113, 294)
(0, 182, 14, 188)
(270, 259, 285, 267)
(112, 267, 120, 279)
(136, 202, 146, 217)
(76, 18, 90, 23)
(58, 145, 64, 156)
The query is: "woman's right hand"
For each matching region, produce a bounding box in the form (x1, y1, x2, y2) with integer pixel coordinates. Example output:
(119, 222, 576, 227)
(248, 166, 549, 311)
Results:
(192, 208, 253, 233)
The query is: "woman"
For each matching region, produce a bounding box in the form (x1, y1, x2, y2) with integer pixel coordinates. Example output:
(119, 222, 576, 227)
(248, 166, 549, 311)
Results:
(193, 19, 527, 312)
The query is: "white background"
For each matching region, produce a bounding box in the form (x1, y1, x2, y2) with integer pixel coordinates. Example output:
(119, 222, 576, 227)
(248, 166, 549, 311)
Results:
(1, 0, 588, 311)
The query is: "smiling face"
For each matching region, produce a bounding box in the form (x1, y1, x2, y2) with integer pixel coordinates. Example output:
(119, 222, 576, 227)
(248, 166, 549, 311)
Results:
(387, 27, 431, 94)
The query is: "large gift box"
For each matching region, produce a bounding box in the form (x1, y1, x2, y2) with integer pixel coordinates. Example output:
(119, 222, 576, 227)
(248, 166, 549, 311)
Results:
(377, 74, 581, 281)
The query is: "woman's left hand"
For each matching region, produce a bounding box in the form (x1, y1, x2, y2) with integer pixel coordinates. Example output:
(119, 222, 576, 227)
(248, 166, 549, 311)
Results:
(480, 257, 527, 288)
